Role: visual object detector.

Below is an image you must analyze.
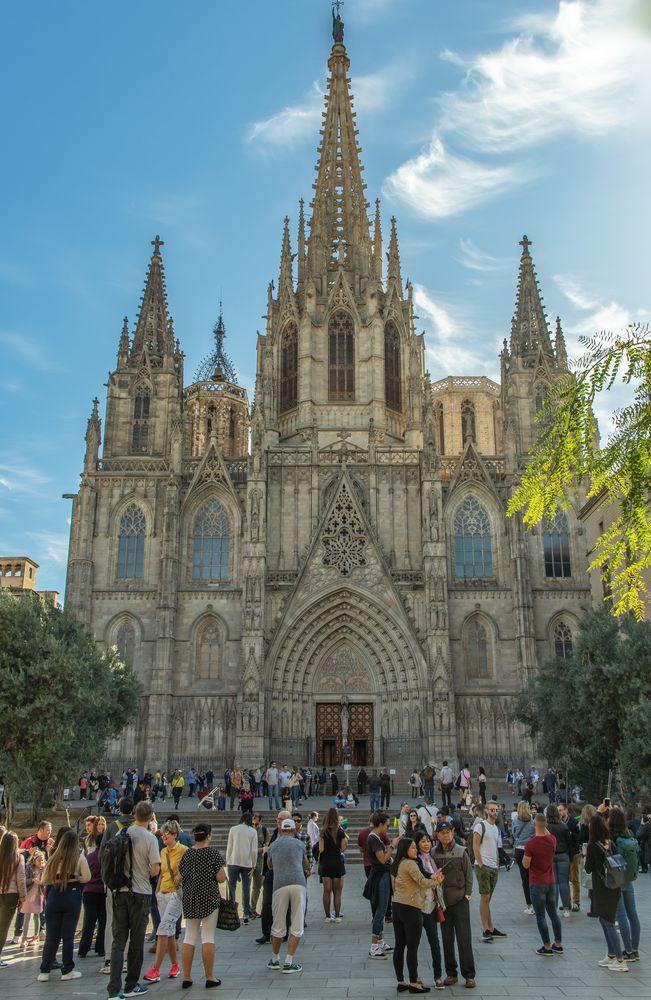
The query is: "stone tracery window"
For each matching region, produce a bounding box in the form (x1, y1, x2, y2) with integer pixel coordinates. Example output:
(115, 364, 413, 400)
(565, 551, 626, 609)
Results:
(328, 310, 354, 401)
(132, 386, 151, 453)
(554, 621, 573, 660)
(192, 499, 230, 580)
(322, 481, 367, 576)
(279, 322, 298, 413)
(117, 504, 146, 579)
(454, 497, 493, 580)
(115, 619, 136, 669)
(196, 619, 221, 680)
(384, 320, 401, 411)
(543, 509, 571, 578)
(463, 616, 491, 678)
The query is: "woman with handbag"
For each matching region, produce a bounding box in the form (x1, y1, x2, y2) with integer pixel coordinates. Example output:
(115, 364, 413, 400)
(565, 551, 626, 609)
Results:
(144, 819, 188, 983)
(608, 807, 641, 962)
(38, 830, 91, 981)
(391, 837, 442, 994)
(414, 831, 444, 990)
(584, 814, 627, 972)
(178, 823, 227, 989)
(0, 832, 26, 966)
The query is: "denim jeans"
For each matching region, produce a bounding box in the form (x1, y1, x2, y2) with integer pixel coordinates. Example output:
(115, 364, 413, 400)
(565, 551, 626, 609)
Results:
(599, 916, 623, 959)
(552, 854, 570, 909)
(371, 870, 391, 937)
(267, 784, 281, 810)
(422, 909, 443, 979)
(228, 865, 252, 918)
(616, 884, 640, 953)
(530, 883, 562, 947)
(40, 884, 83, 975)
(291, 785, 301, 806)
(369, 793, 380, 812)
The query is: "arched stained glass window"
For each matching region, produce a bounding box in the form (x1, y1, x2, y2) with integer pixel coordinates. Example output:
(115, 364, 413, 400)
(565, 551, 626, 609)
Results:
(384, 321, 401, 411)
(554, 621, 573, 660)
(117, 505, 146, 579)
(543, 509, 571, 578)
(454, 497, 493, 580)
(116, 620, 136, 669)
(279, 322, 298, 413)
(192, 499, 230, 581)
(132, 386, 151, 453)
(464, 617, 491, 678)
(196, 620, 221, 680)
(328, 310, 354, 401)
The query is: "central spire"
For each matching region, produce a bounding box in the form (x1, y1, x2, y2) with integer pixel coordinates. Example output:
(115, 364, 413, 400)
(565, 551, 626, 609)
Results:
(307, 8, 371, 283)
(510, 235, 553, 358)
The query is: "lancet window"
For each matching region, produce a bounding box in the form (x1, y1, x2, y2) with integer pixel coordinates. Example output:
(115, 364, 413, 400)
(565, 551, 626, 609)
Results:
(328, 310, 354, 401)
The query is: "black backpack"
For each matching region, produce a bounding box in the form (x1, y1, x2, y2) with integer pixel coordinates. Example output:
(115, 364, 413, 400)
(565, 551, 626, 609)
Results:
(101, 824, 133, 893)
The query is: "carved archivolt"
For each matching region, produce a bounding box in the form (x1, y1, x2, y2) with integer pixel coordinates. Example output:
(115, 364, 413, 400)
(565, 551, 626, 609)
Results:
(314, 644, 372, 694)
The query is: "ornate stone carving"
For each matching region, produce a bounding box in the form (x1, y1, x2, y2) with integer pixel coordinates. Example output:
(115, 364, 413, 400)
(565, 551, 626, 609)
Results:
(322, 480, 367, 576)
(315, 645, 372, 693)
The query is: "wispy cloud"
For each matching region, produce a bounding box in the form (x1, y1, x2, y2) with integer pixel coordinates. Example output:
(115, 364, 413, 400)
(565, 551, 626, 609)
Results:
(0, 331, 58, 372)
(27, 529, 69, 567)
(247, 66, 399, 149)
(0, 462, 52, 496)
(383, 136, 526, 219)
(414, 283, 499, 376)
(456, 238, 515, 273)
(385, 0, 651, 218)
(553, 273, 648, 343)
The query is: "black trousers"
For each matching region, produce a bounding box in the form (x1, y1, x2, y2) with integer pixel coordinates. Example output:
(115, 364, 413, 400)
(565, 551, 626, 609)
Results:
(440, 897, 475, 980)
(380, 789, 391, 808)
(392, 901, 423, 984)
(79, 892, 106, 955)
(40, 885, 83, 975)
(108, 892, 150, 998)
(441, 783, 453, 808)
(515, 848, 531, 906)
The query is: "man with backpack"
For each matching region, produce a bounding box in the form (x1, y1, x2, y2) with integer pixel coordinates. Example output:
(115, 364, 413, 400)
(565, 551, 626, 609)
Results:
(472, 803, 507, 944)
(102, 799, 160, 1000)
(98, 798, 135, 975)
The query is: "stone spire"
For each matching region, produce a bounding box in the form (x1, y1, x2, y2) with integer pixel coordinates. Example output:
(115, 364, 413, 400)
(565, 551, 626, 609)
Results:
(386, 216, 402, 288)
(510, 235, 553, 358)
(194, 305, 238, 384)
(117, 315, 130, 367)
(131, 235, 173, 359)
(307, 16, 372, 281)
(297, 198, 306, 285)
(555, 315, 568, 369)
(373, 198, 383, 284)
(279, 215, 294, 289)
(84, 397, 101, 471)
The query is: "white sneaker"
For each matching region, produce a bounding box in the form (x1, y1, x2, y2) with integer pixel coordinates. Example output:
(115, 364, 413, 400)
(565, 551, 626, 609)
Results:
(368, 947, 388, 960)
(333, 916, 342, 923)
(37, 973, 50, 982)
(324, 916, 331, 923)
(562, 909, 571, 918)
(11, 937, 21, 946)
(598, 956, 615, 967)
(608, 960, 629, 973)
(524, 906, 534, 915)
(61, 971, 82, 980)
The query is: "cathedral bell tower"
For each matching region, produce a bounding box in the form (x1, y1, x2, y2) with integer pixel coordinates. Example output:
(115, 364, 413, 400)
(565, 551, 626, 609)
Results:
(254, 9, 426, 451)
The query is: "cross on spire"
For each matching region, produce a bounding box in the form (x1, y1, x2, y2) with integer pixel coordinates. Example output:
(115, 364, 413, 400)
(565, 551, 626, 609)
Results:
(519, 234, 531, 255)
(151, 234, 164, 254)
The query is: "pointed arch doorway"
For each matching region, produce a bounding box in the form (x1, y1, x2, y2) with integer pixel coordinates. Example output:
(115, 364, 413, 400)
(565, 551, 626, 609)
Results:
(314, 645, 375, 767)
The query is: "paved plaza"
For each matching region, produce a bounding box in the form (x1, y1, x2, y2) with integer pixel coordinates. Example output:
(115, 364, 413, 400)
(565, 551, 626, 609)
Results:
(1, 857, 650, 1000)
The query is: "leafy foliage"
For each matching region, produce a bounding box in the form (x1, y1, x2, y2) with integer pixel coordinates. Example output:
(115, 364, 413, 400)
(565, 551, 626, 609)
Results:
(513, 608, 651, 801)
(0, 591, 140, 819)
(507, 324, 651, 619)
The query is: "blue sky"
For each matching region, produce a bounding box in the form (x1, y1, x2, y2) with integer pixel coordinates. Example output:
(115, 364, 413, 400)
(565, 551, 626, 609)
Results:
(1, 0, 649, 597)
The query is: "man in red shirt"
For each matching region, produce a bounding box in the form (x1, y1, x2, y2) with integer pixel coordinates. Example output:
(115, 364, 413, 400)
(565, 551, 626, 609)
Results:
(523, 813, 563, 956)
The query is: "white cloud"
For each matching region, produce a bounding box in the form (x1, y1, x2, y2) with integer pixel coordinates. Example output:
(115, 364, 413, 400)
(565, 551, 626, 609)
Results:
(414, 282, 499, 377)
(0, 331, 58, 372)
(383, 136, 526, 219)
(553, 273, 648, 344)
(0, 462, 51, 496)
(385, 0, 651, 218)
(457, 238, 514, 273)
(27, 530, 69, 567)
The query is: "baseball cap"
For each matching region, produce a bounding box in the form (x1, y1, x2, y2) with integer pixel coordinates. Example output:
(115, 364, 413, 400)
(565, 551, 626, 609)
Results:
(281, 818, 296, 831)
(437, 820, 454, 831)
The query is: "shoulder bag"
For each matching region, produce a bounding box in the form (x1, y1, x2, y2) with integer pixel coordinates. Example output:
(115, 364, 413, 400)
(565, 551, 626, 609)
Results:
(216, 880, 240, 932)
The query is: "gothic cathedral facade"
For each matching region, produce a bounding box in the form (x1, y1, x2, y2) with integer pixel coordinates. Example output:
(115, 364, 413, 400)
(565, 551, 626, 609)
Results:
(65, 27, 591, 774)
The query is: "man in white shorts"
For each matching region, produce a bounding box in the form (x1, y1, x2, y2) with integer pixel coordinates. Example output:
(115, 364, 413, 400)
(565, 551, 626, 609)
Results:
(266, 818, 312, 974)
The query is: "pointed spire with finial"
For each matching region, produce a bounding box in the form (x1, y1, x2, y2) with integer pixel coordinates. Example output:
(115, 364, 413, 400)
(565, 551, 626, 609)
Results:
(279, 215, 294, 289)
(297, 198, 306, 285)
(510, 235, 553, 358)
(84, 397, 101, 470)
(131, 235, 172, 358)
(555, 316, 568, 369)
(373, 199, 383, 284)
(117, 316, 130, 367)
(194, 302, 238, 384)
(386, 216, 402, 287)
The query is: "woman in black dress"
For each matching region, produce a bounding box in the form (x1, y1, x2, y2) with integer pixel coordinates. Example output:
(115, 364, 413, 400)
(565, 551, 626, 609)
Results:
(318, 807, 348, 921)
(584, 814, 626, 972)
(178, 823, 228, 989)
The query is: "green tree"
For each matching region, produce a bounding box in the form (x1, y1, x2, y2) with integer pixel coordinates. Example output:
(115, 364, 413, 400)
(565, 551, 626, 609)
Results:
(513, 607, 651, 802)
(507, 324, 651, 619)
(0, 591, 140, 822)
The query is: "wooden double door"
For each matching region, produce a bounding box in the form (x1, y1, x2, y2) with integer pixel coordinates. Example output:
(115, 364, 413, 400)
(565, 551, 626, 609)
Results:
(315, 702, 374, 767)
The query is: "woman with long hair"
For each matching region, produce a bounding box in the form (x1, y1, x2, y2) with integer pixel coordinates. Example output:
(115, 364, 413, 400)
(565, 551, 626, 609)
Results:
(318, 807, 348, 922)
(584, 814, 627, 972)
(178, 823, 227, 989)
(391, 837, 441, 994)
(512, 801, 535, 914)
(413, 831, 444, 990)
(0, 832, 26, 966)
(38, 829, 90, 981)
(78, 817, 106, 959)
(546, 804, 572, 917)
(579, 803, 597, 915)
(405, 809, 426, 839)
(144, 819, 188, 983)
(607, 807, 640, 962)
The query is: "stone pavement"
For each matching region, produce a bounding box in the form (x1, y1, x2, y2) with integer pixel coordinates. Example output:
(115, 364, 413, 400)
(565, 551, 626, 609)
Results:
(1, 864, 650, 1000)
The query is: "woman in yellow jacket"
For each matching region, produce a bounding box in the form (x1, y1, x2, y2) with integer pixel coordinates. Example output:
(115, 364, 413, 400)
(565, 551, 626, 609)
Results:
(171, 771, 185, 810)
(390, 837, 442, 994)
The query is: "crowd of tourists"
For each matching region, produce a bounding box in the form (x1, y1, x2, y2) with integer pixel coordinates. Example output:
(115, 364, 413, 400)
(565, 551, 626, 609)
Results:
(0, 770, 649, 994)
